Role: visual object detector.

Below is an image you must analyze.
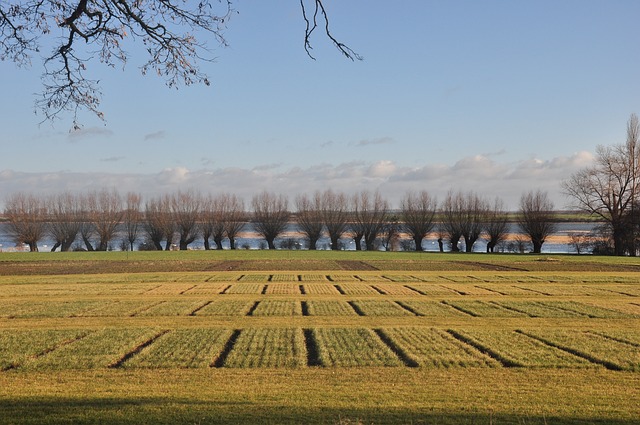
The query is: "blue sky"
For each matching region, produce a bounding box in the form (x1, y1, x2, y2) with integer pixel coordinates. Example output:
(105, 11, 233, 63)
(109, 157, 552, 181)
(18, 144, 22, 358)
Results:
(1, 0, 639, 209)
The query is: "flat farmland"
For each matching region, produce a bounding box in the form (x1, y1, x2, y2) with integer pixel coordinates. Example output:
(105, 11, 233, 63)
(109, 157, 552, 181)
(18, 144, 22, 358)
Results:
(0, 251, 639, 424)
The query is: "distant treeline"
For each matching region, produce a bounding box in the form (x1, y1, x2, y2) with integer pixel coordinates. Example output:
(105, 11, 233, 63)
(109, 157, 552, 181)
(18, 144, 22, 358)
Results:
(2, 188, 561, 253)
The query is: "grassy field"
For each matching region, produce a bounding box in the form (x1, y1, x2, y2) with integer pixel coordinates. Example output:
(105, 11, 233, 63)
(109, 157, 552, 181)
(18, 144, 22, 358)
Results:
(0, 251, 639, 424)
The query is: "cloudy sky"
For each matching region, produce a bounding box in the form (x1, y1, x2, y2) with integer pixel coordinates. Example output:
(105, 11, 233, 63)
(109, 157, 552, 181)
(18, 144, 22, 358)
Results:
(1, 0, 639, 209)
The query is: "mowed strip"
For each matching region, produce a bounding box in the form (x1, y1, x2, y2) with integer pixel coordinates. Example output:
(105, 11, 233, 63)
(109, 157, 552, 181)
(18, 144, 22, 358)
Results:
(520, 329, 640, 371)
(311, 328, 403, 367)
(0, 329, 89, 370)
(448, 329, 596, 368)
(23, 328, 162, 370)
(379, 327, 498, 368)
(123, 329, 233, 368)
(222, 328, 307, 368)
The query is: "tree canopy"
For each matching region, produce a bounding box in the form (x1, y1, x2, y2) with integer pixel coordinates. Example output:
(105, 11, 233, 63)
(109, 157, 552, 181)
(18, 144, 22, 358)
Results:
(0, 0, 357, 127)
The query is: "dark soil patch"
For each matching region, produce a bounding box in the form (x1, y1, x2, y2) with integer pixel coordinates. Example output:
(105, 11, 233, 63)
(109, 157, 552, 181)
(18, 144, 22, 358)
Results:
(336, 260, 379, 271)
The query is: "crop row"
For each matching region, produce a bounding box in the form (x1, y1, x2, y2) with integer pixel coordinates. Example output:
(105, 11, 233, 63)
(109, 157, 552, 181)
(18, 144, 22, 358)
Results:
(2, 283, 637, 298)
(0, 299, 635, 318)
(2, 327, 637, 371)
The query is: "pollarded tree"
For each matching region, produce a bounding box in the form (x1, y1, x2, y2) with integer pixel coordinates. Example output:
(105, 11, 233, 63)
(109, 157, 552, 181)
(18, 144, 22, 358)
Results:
(123, 192, 142, 251)
(0, 0, 358, 126)
(484, 197, 509, 253)
(144, 195, 174, 250)
(171, 190, 202, 250)
(320, 189, 349, 250)
(518, 190, 556, 254)
(201, 193, 246, 250)
(252, 191, 289, 250)
(4, 192, 47, 251)
(47, 191, 82, 252)
(350, 190, 389, 251)
(440, 190, 487, 253)
(90, 189, 124, 251)
(400, 191, 437, 251)
(295, 192, 324, 250)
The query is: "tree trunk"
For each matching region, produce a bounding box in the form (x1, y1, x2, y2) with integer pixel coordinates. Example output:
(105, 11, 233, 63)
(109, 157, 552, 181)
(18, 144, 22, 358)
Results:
(413, 236, 424, 252)
(532, 241, 543, 254)
(267, 239, 276, 250)
(51, 242, 61, 252)
(229, 238, 236, 250)
(214, 237, 224, 250)
(353, 237, 362, 251)
(330, 236, 340, 250)
(203, 238, 211, 250)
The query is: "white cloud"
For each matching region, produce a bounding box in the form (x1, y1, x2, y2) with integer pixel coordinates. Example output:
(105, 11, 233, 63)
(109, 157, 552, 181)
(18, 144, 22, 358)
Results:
(0, 152, 595, 210)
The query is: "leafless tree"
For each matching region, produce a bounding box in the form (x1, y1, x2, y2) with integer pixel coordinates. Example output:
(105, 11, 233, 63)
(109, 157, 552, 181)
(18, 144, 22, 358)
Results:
(86, 189, 123, 251)
(123, 192, 142, 251)
(251, 191, 289, 250)
(320, 189, 349, 250)
(295, 192, 324, 250)
(1, 0, 357, 126)
(400, 191, 437, 252)
(349, 190, 389, 251)
(47, 191, 82, 251)
(484, 197, 509, 253)
(4, 192, 47, 251)
(518, 190, 556, 254)
(201, 193, 245, 250)
(563, 113, 640, 255)
(144, 195, 174, 250)
(171, 190, 201, 250)
(201, 194, 222, 250)
(440, 190, 487, 252)
(221, 193, 246, 250)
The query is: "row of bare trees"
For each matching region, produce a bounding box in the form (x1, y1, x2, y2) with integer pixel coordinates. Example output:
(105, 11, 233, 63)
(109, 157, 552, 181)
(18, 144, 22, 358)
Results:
(4, 188, 556, 253)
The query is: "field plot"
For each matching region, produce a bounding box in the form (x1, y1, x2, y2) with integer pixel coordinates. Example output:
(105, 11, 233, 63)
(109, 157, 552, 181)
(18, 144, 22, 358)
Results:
(381, 274, 425, 282)
(76, 300, 157, 317)
(448, 329, 596, 368)
(24, 328, 161, 370)
(5, 300, 105, 318)
(194, 300, 255, 316)
(439, 284, 498, 295)
(349, 300, 415, 316)
(380, 327, 497, 368)
(250, 300, 302, 316)
(305, 300, 358, 316)
(472, 285, 540, 296)
(334, 283, 381, 295)
(264, 284, 301, 294)
(0, 329, 88, 370)
(269, 274, 299, 282)
(369, 283, 421, 295)
(143, 284, 199, 295)
(405, 284, 460, 296)
(135, 300, 209, 316)
(301, 283, 341, 295)
(238, 274, 271, 282)
(124, 328, 233, 368)
(444, 300, 529, 317)
(493, 301, 586, 318)
(311, 327, 402, 367)
(396, 300, 468, 317)
(224, 283, 265, 294)
(522, 329, 640, 371)
(205, 274, 244, 282)
(180, 283, 229, 295)
(298, 274, 328, 282)
(222, 328, 306, 368)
